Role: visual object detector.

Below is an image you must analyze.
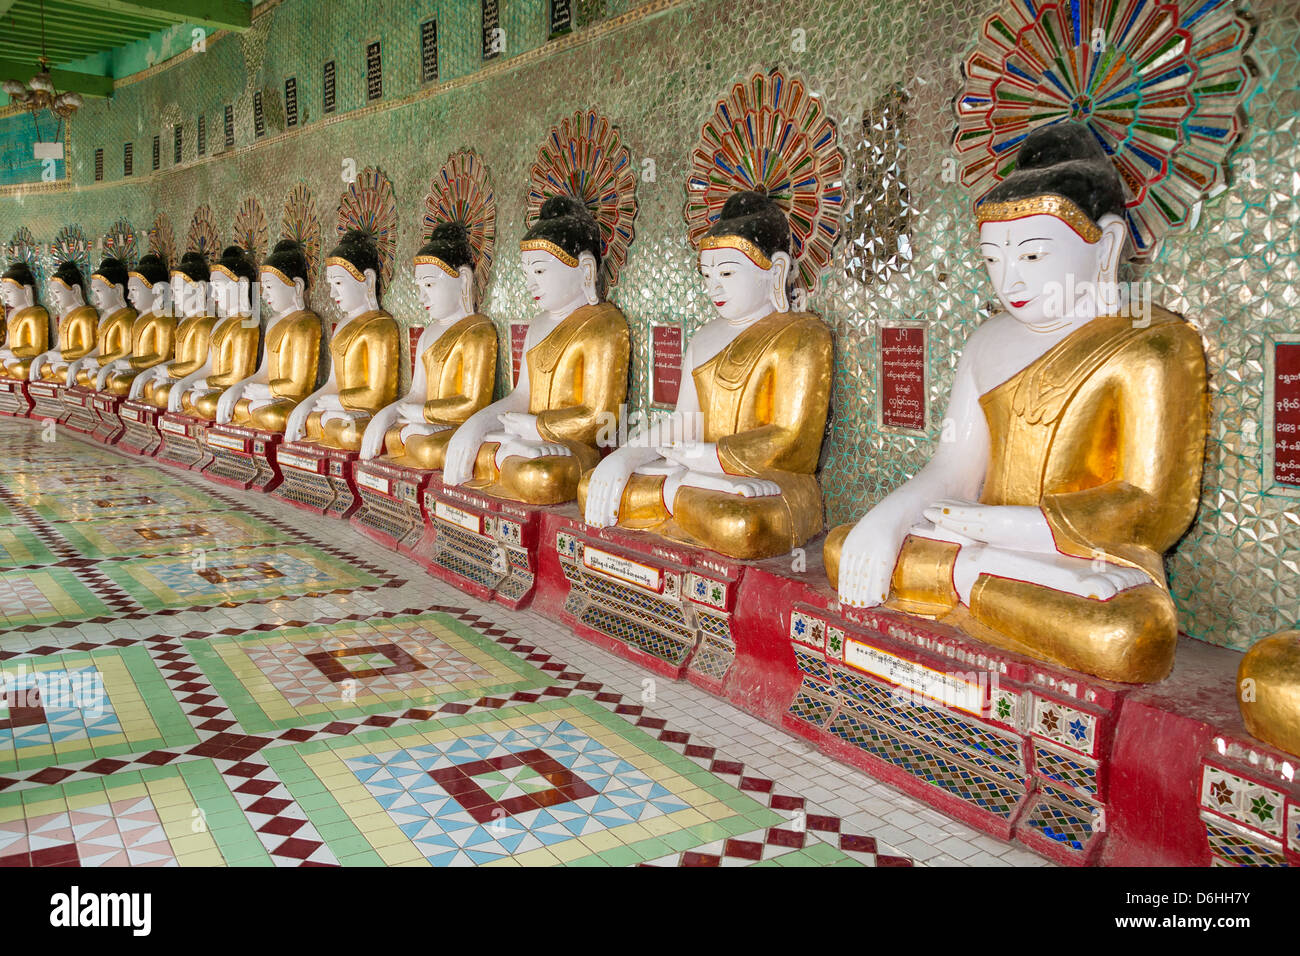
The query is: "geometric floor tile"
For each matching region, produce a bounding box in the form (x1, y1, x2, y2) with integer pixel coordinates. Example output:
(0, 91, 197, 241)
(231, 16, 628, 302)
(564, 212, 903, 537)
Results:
(0, 526, 56, 568)
(262, 697, 835, 867)
(0, 646, 197, 773)
(28, 485, 229, 522)
(0, 567, 112, 628)
(188, 612, 555, 732)
(0, 760, 267, 866)
(53, 510, 294, 559)
(95, 543, 388, 611)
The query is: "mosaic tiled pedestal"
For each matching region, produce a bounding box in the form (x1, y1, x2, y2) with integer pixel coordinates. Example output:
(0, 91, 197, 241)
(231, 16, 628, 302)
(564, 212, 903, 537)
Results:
(0, 376, 32, 417)
(115, 399, 162, 456)
(1198, 732, 1300, 866)
(554, 520, 743, 692)
(411, 482, 539, 609)
(781, 603, 1125, 867)
(60, 385, 101, 436)
(26, 380, 69, 424)
(90, 391, 129, 444)
(351, 457, 434, 552)
(273, 441, 362, 518)
(201, 423, 284, 492)
(156, 412, 214, 471)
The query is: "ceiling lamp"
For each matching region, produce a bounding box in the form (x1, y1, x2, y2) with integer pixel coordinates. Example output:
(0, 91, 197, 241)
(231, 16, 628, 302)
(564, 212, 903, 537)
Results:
(3, 0, 83, 120)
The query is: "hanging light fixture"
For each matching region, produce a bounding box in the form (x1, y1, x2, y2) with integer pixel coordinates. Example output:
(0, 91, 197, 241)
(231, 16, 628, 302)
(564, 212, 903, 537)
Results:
(2, 0, 84, 120)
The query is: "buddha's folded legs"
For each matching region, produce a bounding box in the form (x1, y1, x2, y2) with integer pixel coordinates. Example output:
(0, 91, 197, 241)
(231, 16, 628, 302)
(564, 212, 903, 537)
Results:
(4, 359, 34, 379)
(1238, 632, 1300, 757)
(104, 370, 135, 396)
(576, 470, 671, 530)
(467, 441, 592, 505)
(184, 390, 220, 419)
(304, 411, 370, 451)
(75, 368, 97, 388)
(232, 397, 292, 432)
(824, 528, 1177, 683)
(384, 426, 453, 470)
(143, 380, 174, 408)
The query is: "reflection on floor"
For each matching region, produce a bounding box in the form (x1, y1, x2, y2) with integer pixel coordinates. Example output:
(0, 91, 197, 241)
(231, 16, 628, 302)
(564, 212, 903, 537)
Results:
(0, 419, 1049, 867)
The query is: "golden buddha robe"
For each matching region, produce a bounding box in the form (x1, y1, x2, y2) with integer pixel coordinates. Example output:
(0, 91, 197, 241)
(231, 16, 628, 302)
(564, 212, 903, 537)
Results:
(37, 305, 99, 381)
(303, 310, 399, 451)
(383, 313, 497, 470)
(1, 306, 51, 379)
(75, 307, 137, 387)
(230, 310, 322, 433)
(467, 302, 628, 505)
(105, 311, 177, 395)
(578, 311, 833, 559)
(825, 307, 1208, 684)
(181, 316, 261, 419)
(141, 314, 219, 409)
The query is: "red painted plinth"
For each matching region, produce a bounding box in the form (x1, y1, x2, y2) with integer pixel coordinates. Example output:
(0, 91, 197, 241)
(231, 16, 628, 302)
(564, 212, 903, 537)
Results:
(61, 386, 101, 436)
(201, 424, 285, 492)
(272, 441, 362, 518)
(0, 376, 33, 417)
(26, 380, 69, 424)
(350, 458, 434, 553)
(113, 399, 161, 455)
(156, 412, 214, 470)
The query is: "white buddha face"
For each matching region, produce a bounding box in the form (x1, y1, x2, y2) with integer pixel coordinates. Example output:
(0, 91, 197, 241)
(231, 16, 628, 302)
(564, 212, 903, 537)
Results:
(210, 273, 250, 317)
(172, 276, 208, 317)
(699, 248, 776, 322)
(91, 277, 124, 312)
(522, 250, 585, 314)
(325, 263, 373, 314)
(414, 262, 465, 320)
(49, 281, 82, 315)
(261, 271, 301, 316)
(979, 213, 1108, 328)
(126, 276, 153, 313)
(1, 281, 33, 310)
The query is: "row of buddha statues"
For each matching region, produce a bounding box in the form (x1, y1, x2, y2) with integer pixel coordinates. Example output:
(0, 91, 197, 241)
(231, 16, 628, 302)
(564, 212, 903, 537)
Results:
(2, 122, 1295, 759)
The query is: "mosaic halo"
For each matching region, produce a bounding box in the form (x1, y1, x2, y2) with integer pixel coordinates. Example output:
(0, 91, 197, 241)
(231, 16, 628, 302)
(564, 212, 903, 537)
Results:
(148, 213, 176, 267)
(337, 166, 398, 286)
(49, 225, 91, 280)
(423, 148, 497, 302)
(526, 108, 639, 289)
(279, 182, 323, 288)
(186, 203, 221, 259)
(953, 0, 1257, 259)
(102, 218, 139, 268)
(232, 197, 269, 264)
(5, 227, 44, 287)
(686, 67, 846, 296)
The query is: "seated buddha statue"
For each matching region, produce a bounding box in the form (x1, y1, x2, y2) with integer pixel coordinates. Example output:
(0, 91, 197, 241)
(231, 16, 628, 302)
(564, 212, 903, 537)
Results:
(581, 191, 832, 559)
(100, 253, 176, 395)
(176, 246, 262, 418)
(131, 252, 219, 409)
(442, 197, 629, 505)
(360, 223, 497, 469)
(65, 257, 136, 388)
(826, 122, 1208, 684)
(31, 260, 99, 383)
(284, 229, 399, 451)
(0, 262, 51, 380)
(215, 240, 323, 432)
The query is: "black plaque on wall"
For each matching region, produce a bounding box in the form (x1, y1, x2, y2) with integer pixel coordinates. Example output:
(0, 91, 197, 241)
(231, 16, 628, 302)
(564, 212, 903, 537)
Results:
(366, 41, 382, 102)
(224, 104, 234, 148)
(420, 19, 438, 83)
(94, 148, 104, 182)
(152, 135, 160, 171)
(124, 142, 133, 177)
(482, 0, 501, 60)
(173, 124, 182, 163)
(323, 60, 337, 114)
(254, 91, 266, 138)
(285, 77, 298, 127)
(197, 115, 206, 156)
(550, 0, 573, 36)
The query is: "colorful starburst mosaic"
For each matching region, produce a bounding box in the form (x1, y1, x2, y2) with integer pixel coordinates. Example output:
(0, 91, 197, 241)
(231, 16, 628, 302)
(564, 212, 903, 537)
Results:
(423, 149, 497, 303)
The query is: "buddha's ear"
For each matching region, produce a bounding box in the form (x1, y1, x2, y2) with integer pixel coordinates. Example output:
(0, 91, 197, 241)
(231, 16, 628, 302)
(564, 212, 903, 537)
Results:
(458, 265, 475, 313)
(578, 251, 599, 306)
(293, 277, 306, 300)
(1095, 213, 1127, 282)
(768, 251, 792, 313)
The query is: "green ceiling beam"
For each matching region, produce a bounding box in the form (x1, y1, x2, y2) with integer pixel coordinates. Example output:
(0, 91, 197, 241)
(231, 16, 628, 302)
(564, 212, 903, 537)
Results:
(77, 0, 250, 32)
(0, 38, 111, 60)
(0, 57, 113, 96)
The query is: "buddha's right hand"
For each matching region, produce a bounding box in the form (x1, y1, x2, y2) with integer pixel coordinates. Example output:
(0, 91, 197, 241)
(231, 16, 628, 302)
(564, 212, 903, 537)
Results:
(837, 515, 907, 608)
(584, 456, 638, 527)
(360, 406, 400, 460)
(216, 383, 244, 423)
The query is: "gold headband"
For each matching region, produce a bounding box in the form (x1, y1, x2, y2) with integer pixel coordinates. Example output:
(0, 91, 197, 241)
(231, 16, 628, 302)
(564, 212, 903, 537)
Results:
(260, 265, 298, 287)
(49, 276, 77, 290)
(974, 195, 1103, 243)
(127, 271, 157, 285)
(169, 269, 205, 283)
(519, 238, 579, 268)
(1, 277, 27, 288)
(413, 255, 459, 278)
(698, 235, 773, 270)
(211, 263, 251, 282)
(325, 256, 368, 283)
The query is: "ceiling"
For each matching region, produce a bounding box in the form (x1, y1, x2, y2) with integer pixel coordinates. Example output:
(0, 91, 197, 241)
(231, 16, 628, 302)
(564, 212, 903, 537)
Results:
(0, 0, 251, 98)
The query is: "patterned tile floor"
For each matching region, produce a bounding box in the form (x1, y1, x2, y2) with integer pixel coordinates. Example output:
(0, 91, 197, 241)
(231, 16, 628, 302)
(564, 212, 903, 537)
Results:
(0, 418, 1050, 867)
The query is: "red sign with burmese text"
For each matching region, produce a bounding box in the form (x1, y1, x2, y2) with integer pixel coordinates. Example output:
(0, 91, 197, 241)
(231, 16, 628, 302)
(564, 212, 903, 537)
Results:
(510, 322, 528, 385)
(880, 324, 926, 432)
(1274, 343, 1300, 487)
(651, 325, 683, 407)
